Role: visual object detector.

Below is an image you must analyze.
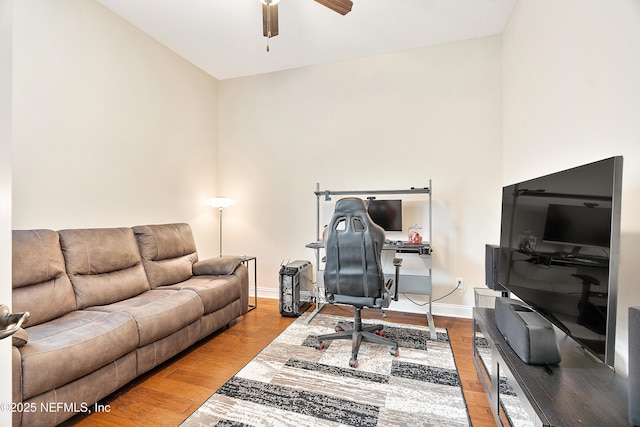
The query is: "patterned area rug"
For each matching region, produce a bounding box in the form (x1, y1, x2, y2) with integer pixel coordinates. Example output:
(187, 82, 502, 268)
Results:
(475, 333, 532, 427)
(182, 311, 470, 426)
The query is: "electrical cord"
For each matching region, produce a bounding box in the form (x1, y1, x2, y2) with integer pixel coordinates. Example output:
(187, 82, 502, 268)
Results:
(399, 293, 430, 306)
(401, 281, 461, 305)
(431, 282, 461, 302)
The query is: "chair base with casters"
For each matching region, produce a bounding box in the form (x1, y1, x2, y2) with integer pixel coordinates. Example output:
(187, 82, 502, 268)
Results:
(315, 305, 399, 368)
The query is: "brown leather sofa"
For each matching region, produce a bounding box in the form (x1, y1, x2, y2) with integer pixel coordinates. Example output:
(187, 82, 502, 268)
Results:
(11, 223, 248, 427)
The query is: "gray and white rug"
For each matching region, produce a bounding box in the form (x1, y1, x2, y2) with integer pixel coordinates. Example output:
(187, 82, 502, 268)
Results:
(182, 312, 470, 426)
(475, 333, 533, 427)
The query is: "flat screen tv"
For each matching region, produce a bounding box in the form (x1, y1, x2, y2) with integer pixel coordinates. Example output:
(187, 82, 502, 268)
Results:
(367, 199, 402, 232)
(498, 156, 623, 366)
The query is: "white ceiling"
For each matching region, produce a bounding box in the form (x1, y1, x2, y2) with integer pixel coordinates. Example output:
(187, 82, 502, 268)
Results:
(97, 0, 518, 80)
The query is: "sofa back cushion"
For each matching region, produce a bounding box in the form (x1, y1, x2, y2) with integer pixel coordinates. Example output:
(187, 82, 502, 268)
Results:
(59, 227, 150, 309)
(12, 230, 77, 326)
(133, 223, 198, 288)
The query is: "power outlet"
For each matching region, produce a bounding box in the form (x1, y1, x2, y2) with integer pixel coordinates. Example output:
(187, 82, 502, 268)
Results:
(456, 277, 464, 291)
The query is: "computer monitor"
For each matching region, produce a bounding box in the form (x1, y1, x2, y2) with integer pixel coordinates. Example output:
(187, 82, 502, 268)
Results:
(367, 199, 402, 231)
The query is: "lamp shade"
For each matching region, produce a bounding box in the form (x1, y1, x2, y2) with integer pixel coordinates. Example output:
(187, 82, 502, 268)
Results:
(205, 197, 236, 209)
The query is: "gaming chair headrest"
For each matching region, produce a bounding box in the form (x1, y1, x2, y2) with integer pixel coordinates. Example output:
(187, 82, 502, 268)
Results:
(334, 197, 367, 214)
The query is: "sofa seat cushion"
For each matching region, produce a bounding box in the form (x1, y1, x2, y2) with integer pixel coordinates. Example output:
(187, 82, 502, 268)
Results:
(18, 310, 139, 400)
(164, 275, 242, 314)
(87, 289, 204, 347)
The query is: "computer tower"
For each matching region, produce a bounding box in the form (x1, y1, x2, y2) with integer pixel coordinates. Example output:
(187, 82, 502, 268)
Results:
(279, 260, 313, 317)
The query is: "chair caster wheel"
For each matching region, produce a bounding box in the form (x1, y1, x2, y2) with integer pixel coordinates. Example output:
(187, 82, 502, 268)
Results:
(349, 358, 359, 368)
(390, 348, 399, 357)
(316, 342, 324, 350)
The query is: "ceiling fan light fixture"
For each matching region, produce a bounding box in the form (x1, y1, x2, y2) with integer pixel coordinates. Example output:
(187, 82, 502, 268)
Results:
(314, 0, 353, 15)
(260, 0, 352, 52)
(261, 0, 280, 52)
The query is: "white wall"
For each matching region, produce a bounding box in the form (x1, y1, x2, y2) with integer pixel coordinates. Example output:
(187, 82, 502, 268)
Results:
(12, 0, 221, 257)
(219, 36, 503, 314)
(503, 0, 640, 375)
(0, 1, 12, 425)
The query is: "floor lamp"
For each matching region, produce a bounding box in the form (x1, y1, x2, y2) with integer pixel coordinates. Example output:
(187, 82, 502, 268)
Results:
(205, 197, 235, 257)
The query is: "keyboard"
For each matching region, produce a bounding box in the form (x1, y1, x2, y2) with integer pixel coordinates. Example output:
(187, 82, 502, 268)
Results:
(553, 252, 608, 261)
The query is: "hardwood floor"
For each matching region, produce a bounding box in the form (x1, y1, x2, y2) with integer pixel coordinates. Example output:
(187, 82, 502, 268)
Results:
(62, 298, 496, 427)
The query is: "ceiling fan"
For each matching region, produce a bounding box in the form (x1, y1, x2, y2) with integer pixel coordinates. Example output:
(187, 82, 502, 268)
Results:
(261, 0, 354, 51)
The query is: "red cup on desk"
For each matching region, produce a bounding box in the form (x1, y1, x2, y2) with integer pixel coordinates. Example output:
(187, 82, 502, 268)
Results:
(408, 231, 422, 244)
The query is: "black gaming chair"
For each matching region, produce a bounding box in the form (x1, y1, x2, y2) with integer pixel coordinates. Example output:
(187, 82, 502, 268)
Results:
(315, 197, 400, 368)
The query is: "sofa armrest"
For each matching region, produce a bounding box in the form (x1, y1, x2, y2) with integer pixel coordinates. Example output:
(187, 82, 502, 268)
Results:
(13, 345, 23, 409)
(193, 256, 243, 276)
(12, 327, 28, 347)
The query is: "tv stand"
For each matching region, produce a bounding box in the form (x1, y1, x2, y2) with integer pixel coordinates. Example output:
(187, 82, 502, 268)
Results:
(473, 307, 628, 426)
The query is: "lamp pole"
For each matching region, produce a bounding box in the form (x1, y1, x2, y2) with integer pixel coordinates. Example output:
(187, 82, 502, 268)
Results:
(205, 197, 235, 258)
(217, 206, 224, 257)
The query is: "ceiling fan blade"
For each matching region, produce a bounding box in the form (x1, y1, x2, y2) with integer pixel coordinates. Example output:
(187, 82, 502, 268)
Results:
(262, 3, 279, 37)
(314, 0, 353, 15)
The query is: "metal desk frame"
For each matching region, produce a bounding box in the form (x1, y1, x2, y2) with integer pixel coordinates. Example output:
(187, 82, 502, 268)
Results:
(306, 182, 436, 339)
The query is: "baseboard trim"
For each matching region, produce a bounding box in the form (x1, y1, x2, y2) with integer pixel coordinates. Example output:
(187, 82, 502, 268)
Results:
(387, 299, 473, 319)
(256, 288, 473, 319)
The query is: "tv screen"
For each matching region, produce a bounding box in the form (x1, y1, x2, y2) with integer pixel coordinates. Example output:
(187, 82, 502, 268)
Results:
(367, 199, 402, 231)
(498, 157, 623, 365)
